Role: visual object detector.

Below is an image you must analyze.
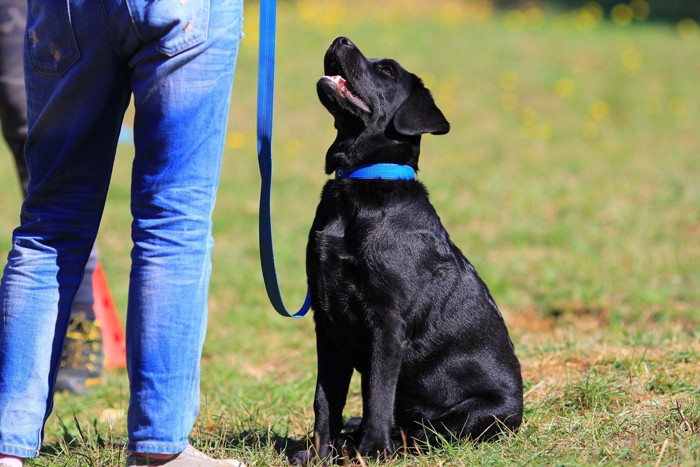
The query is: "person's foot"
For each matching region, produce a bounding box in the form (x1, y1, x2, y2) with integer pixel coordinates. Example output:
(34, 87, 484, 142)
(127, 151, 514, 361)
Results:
(0, 454, 24, 467)
(126, 445, 245, 466)
(55, 313, 103, 394)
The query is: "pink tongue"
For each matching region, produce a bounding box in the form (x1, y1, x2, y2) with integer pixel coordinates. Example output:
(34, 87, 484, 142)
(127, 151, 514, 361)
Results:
(327, 75, 347, 91)
(323, 75, 370, 113)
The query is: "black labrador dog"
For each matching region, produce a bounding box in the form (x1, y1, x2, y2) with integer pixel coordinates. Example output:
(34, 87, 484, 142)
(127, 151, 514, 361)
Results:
(302, 37, 523, 463)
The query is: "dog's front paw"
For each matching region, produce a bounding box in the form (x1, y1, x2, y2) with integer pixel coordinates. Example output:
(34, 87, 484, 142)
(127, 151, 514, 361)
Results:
(357, 435, 392, 461)
(291, 440, 337, 467)
(290, 449, 312, 466)
(291, 449, 332, 466)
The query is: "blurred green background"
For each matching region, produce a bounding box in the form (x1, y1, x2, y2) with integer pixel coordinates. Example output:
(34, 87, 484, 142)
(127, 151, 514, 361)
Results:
(0, 1, 697, 465)
(499, 0, 700, 22)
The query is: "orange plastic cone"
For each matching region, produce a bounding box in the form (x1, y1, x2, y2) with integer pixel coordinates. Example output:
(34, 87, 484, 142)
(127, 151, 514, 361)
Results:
(92, 263, 127, 368)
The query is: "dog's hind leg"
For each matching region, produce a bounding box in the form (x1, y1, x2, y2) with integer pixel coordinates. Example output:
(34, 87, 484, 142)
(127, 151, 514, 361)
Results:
(408, 396, 523, 447)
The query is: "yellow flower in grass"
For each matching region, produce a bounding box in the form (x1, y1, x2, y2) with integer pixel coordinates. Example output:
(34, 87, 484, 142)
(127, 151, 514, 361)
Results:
(574, 3, 603, 32)
(524, 5, 545, 30)
(437, 0, 469, 25)
(620, 47, 641, 71)
(521, 107, 538, 126)
(296, 0, 346, 32)
(669, 97, 687, 117)
(554, 77, 576, 98)
(504, 10, 526, 33)
(590, 100, 609, 121)
(630, 0, 650, 21)
(611, 4, 633, 27)
(678, 19, 699, 39)
(519, 108, 552, 142)
(499, 71, 519, 91)
(226, 132, 248, 150)
(534, 123, 553, 141)
(465, 0, 493, 22)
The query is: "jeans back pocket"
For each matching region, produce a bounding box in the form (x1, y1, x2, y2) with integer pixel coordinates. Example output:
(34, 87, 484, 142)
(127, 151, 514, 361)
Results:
(128, 0, 210, 57)
(26, 0, 80, 77)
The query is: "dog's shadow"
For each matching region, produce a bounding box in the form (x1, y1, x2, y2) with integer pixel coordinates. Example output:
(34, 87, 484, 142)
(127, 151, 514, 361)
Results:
(228, 418, 365, 465)
(224, 428, 312, 465)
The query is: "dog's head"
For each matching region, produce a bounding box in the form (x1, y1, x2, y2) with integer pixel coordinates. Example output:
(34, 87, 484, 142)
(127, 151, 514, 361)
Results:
(317, 37, 450, 174)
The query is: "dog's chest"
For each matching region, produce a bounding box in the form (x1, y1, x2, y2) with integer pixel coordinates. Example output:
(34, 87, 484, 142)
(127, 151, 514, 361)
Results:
(307, 185, 440, 324)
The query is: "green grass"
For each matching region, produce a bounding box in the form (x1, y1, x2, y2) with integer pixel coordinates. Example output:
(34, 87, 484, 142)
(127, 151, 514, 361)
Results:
(0, 1, 698, 465)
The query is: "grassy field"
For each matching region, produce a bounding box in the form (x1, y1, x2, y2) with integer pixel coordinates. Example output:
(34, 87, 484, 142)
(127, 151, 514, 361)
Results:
(0, 1, 698, 465)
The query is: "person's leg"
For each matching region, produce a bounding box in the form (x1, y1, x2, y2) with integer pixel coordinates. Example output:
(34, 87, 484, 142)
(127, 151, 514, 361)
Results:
(0, 0, 105, 396)
(124, 0, 243, 454)
(0, 0, 29, 196)
(54, 246, 105, 395)
(0, 0, 130, 458)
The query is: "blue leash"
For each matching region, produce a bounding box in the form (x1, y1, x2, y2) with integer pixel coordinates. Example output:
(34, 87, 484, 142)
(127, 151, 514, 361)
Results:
(257, 0, 311, 318)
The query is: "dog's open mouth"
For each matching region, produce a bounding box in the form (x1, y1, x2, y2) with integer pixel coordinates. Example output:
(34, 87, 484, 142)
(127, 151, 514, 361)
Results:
(322, 75, 371, 113)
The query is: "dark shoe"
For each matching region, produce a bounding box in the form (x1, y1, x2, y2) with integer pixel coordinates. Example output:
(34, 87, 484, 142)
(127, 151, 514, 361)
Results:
(126, 445, 245, 466)
(55, 314, 103, 394)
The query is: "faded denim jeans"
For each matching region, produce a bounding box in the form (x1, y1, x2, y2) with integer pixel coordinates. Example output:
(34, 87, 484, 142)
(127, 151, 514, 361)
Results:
(0, 0, 242, 458)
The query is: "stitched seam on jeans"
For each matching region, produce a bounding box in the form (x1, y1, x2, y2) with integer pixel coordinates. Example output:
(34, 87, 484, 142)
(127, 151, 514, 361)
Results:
(0, 442, 41, 456)
(25, 1, 80, 77)
(154, 0, 210, 57)
(96, 0, 129, 63)
(124, 0, 147, 44)
(126, 441, 190, 452)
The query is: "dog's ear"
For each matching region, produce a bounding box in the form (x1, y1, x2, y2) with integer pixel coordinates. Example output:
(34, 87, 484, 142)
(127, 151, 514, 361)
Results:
(393, 86, 450, 136)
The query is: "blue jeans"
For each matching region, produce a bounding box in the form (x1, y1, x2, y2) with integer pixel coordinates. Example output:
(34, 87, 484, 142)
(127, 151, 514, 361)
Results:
(0, 0, 242, 458)
(1, 0, 99, 324)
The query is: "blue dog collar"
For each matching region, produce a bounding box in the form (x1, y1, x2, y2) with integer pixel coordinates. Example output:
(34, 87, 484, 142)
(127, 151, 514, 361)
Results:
(335, 163, 416, 180)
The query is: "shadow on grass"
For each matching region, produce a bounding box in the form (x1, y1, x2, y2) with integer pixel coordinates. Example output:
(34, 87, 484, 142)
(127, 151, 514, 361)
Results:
(223, 427, 313, 464)
(37, 410, 310, 465)
(38, 425, 309, 465)
(38, 413, 127, 466)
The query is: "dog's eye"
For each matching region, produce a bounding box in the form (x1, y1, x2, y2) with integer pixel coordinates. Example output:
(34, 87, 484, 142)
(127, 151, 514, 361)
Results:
(378, 64, 394, 77)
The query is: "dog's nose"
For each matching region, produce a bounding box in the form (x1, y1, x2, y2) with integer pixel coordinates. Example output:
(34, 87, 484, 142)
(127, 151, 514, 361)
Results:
(333, 36, 355, 49)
